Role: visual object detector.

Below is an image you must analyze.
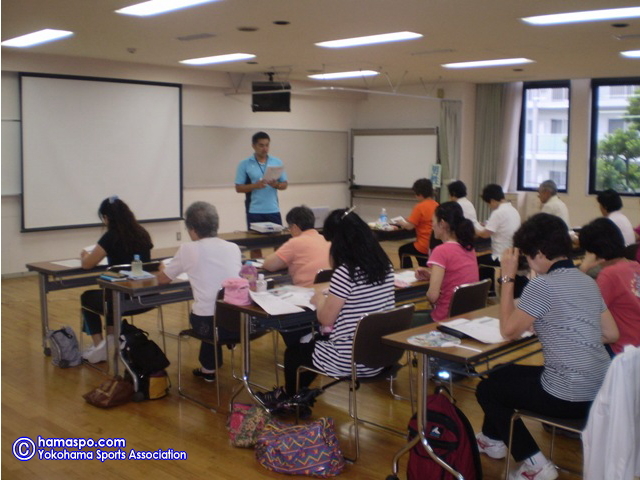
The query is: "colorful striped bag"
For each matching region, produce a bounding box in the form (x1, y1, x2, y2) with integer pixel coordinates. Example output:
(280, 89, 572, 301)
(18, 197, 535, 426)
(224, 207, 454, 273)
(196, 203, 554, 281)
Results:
(255, 417, 345, 477)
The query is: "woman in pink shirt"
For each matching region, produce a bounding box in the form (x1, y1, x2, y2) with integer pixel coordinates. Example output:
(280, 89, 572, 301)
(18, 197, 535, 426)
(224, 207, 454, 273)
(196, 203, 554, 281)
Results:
(415, 201, 479, 322)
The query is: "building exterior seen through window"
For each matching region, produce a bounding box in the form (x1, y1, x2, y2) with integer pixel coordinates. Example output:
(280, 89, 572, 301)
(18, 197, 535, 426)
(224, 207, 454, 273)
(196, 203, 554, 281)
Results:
(590, 79, 640, 195)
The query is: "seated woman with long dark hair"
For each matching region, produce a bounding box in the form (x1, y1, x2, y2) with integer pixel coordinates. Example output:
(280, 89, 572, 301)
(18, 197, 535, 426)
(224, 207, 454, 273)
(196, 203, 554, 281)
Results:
(414, 201, 479, 323)
(80, 196, 153, 363)
(256, 207, 395, 411)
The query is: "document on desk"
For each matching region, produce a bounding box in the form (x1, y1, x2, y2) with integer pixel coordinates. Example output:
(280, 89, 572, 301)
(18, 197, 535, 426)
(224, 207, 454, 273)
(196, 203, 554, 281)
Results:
(162, 258, 189, 281)
(250, 290, 306, 315)
(52, 257, 108, 268)
(438, 316, 534, 344)
(269, 285, 316, 310)
(262, 166, 284, 183)
(394, 270, 418, 287)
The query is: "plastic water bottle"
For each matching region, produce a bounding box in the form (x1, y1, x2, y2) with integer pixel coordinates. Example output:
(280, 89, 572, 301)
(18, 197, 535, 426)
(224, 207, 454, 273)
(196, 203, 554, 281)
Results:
(239, 263, 258, 291)
(379, 208, 388, 226)
(131, 254, 143, 276)
(256, 273, 268, 293)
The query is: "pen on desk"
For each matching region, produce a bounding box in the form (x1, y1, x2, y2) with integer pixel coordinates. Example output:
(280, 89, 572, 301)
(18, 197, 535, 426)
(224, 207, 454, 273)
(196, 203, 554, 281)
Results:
(456, 345, 483, 353)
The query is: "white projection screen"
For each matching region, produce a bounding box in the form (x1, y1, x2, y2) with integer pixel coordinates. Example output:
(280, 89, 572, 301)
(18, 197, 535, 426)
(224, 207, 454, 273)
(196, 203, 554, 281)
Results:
(21, 74, 182, 231)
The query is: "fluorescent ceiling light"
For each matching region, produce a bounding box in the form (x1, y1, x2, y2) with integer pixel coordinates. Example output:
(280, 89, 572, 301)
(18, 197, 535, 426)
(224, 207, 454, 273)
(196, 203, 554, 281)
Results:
(442, 58, 534, 69)
(180, 53, 256, 65)
(1, 29, 73, 48)
(308, 70, 379, 80)
(316, 31, 422, 48)
(522, 7, 640, 25)
(621, 50, 640, 58)
(116, 0, 218, 17)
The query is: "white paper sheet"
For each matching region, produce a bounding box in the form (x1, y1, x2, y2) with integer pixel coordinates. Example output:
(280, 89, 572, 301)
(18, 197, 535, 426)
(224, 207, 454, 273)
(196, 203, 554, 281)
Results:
(394, 270, 418, 285)
(263, 166, 284, 182)
(249, 291, 305, 315)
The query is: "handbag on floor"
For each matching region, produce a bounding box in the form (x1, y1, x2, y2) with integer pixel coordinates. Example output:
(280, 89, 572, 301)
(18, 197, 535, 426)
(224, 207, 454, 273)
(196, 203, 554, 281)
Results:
(227, 403, 275, 448)
(47, 326, 82, 368)
(255, 417, 345, 477)
(83, 375, 134, 408)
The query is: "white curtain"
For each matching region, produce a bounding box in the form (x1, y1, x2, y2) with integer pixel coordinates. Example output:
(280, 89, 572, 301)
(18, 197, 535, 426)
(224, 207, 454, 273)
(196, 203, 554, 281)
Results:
(498, 82, 523, 192)
(439, 100, 462, 201)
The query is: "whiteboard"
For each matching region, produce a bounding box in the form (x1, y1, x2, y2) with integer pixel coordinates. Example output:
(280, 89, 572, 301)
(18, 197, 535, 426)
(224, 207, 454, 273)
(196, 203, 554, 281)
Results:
(352, 129, 438, 188)
(20, 74, 182, 231)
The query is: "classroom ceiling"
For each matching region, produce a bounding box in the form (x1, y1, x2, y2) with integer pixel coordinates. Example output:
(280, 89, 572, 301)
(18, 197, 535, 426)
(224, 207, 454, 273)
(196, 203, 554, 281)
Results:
(3, 0, 640, 90)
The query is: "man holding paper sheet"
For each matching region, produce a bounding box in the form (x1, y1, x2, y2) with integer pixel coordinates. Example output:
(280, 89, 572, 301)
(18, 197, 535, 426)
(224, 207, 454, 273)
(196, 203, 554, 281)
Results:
(475, 213, 618, 480)
(235, 131, 288, 228)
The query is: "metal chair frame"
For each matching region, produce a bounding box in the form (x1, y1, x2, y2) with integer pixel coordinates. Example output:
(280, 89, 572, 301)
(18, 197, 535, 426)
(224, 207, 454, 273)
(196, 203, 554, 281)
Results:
(296, 303, 416, 461)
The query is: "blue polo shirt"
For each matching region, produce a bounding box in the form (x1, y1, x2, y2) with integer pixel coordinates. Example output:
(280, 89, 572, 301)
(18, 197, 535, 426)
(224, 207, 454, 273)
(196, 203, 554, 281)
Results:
(235, 155, 287, 214)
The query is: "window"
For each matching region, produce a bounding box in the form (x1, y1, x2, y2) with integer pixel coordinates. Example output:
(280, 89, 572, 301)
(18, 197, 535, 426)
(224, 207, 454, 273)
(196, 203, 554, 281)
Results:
(590, 78, 640, 195)
(517, 81, 570, 191)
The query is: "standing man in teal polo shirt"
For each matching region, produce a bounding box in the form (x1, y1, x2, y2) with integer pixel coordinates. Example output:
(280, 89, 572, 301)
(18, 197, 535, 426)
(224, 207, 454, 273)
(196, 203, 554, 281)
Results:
(235, 131, 288, 229)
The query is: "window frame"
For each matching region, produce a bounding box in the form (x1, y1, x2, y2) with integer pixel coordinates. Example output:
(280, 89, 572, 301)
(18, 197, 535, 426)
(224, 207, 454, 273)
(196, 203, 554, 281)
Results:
(517, 80, 571, 193)
(589, 77, 640, 196)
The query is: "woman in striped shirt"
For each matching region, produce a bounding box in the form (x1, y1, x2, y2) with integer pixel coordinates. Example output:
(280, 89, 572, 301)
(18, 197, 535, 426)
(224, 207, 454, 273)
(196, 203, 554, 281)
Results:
(475, 213, 619, 480)
(256, 208, 395, 412)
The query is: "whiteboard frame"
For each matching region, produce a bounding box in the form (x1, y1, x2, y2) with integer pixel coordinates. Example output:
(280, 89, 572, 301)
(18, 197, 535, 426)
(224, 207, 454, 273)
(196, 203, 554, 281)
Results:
(350, 128, 439, 190)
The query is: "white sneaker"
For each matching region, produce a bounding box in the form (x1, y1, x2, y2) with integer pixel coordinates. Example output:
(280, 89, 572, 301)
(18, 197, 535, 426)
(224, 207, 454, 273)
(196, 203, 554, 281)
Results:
(476, 432, 508, 459)
(509, 461, 558, 480)
(82, 339, 107, 364)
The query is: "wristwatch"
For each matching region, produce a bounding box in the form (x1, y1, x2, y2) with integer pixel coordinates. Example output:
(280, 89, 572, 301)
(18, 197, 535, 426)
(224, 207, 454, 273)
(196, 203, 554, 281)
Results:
(498, 275, 515, 284)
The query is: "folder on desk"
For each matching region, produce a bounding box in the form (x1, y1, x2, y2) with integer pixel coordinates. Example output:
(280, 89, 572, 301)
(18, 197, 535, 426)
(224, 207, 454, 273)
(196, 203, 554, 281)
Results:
(250, 222, 284, 233)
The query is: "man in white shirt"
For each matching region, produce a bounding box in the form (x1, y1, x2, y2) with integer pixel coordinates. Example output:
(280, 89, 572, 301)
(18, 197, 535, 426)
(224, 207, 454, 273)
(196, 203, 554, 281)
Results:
(538, 180, 570, 228)
(448, 180, 479, 228)
(476, 184, 522, 295)
(597, 189, 636, 246)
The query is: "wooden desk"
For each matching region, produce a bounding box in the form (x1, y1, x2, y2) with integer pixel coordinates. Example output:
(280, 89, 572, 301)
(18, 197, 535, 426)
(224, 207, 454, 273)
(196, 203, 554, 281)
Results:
(98, 276, 193, 377)
(216, 275, 429, 410)
(26, 246, 178, 355)
(382, 304, 539, 479)
(25, 230, 293, 355)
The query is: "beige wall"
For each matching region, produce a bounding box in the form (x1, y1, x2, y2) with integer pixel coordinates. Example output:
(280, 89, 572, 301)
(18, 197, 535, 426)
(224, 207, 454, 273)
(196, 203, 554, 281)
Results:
(3, 53, 638, 275)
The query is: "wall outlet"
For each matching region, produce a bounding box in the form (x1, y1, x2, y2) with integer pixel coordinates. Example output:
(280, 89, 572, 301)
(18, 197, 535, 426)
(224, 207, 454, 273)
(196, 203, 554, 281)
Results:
(176, 232, 181, 241)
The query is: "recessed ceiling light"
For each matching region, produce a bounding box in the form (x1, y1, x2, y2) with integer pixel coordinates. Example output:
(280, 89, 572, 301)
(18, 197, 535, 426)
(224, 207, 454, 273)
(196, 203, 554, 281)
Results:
(237, 27, 258, 32)
(442, 58, 534, 69)
(308, 70, 379, 80)
(1, 29, 73, 48)
(522, 7, 640, 25)
(116, 0, 219, 17)
(316, 31, 422, 48)
(180, 53, 256, 65)
(621, 49, 640, 58)
(273, 21, 290, 26)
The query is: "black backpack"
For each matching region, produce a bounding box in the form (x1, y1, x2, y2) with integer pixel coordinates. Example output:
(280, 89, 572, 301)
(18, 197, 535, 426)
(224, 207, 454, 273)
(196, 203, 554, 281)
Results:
(120, 320, 170, 376)
(407, 386, 483, 480)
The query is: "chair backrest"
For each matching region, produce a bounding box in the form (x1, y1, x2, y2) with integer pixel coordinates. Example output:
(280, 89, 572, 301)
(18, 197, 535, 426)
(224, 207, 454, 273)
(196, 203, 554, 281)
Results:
(449, 278, 491, 317)
(352, 304, 415, 369)
(623, 242, 638, 261)
(214, 288, 242, 334)
(313, 269, 334, 284)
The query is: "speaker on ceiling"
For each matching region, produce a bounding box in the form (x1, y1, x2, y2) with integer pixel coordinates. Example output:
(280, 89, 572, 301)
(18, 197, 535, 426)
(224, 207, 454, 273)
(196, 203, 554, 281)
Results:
(251, 81, 291, 112)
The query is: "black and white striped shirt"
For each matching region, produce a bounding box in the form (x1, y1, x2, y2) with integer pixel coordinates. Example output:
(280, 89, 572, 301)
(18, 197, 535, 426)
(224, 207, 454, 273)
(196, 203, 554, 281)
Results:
(517, 263, 610, 402)
(312, 264, 395, 378)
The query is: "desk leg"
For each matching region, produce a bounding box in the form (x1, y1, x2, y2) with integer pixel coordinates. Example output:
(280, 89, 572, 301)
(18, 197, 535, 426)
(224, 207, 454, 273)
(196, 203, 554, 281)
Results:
(388, 354, 463, 480)
(37, 273, 51, 356)
(111, 290, 122, 378)
(228, 311, 261, 410)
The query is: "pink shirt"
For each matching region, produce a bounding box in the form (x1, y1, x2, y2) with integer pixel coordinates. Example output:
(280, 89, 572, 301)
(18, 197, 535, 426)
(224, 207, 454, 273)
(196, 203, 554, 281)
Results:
(427, 241, 479, 322)
(597, 260, 640, 355)
(275, 229, 331, 287)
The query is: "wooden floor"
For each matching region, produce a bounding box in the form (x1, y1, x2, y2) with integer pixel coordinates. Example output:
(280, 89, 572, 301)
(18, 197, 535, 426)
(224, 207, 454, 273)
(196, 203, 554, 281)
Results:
(2, 247, 586, 479)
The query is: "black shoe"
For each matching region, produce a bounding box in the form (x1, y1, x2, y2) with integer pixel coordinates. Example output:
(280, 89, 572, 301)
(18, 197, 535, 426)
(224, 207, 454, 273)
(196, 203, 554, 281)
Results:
(192, 368, 216, 383)
(255, 386, 289, 409)
(290, 387, 323, 407)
